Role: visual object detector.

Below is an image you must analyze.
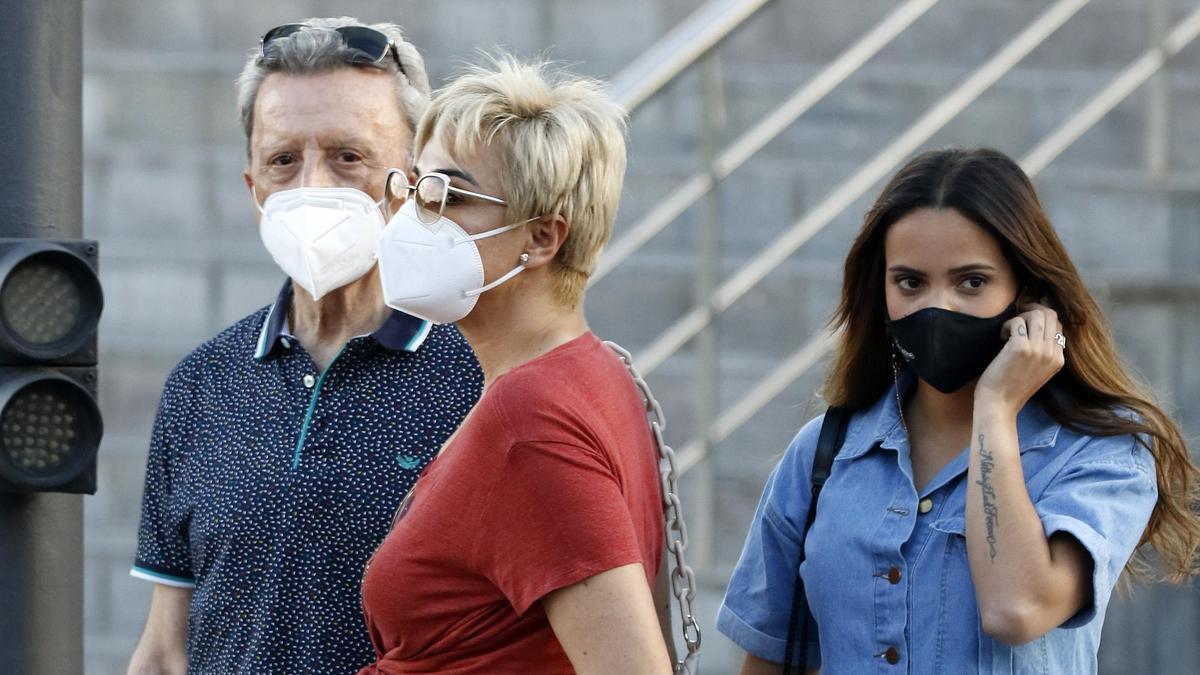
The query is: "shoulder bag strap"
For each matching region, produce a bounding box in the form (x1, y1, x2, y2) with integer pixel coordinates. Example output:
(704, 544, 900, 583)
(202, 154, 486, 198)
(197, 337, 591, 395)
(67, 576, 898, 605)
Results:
(782, 406, 850, 675)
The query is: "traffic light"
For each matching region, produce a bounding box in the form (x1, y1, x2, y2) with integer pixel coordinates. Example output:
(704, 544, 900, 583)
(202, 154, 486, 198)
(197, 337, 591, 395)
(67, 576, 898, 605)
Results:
(0, 239, 102, 494)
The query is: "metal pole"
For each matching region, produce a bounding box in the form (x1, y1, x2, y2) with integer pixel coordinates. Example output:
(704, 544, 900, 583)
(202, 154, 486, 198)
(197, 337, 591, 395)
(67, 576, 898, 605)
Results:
(1144, 0, 1170, 179)
(691, 54, 725, 571)
(0, 0, 85, 673)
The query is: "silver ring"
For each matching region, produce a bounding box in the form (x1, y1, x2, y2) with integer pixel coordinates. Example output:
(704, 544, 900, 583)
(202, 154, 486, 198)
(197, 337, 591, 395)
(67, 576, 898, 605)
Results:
(1054, 332, 1067, 349)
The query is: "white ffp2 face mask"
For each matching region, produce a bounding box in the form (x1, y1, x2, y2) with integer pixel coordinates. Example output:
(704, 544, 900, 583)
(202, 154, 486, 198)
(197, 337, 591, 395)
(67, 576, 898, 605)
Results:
(377, 200, 532, 324)
(256, 186, 386, 300)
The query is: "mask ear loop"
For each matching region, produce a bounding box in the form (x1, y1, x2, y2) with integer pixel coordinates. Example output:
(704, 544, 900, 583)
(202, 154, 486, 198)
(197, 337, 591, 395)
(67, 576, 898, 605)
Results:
(459, 218, 539, 298)
(452, 216, 540, 246)
(463, 252, 531, 298)
(251, 185, 266, 214)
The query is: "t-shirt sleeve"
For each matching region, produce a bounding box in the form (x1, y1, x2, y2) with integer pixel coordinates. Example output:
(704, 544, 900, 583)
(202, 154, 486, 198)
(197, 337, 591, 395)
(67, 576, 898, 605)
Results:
(131, 364, 198, 588)
(1034, 434, 1157, 629)
(469, 439, 645, 616)
(717, 416, 823, 667)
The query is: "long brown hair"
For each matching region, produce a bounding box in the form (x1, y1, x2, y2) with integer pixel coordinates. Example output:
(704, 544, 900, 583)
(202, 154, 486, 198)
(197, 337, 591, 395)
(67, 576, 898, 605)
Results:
(823, 147, 1199, 581)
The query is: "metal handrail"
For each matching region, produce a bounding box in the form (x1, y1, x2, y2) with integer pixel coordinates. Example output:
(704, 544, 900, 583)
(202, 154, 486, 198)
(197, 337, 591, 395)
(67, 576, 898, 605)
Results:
(671, 4, 1200, 473)
(1023, 7, 1200, 175)
(633, 0, 1090, 376)
(591, 0, 942, 286)
(610, 0, 774, 112)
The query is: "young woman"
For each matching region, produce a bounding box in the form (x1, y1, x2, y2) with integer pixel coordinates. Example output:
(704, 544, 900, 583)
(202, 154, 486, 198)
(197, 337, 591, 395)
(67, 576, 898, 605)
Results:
(356, 56, 672, 674)
(718, 148, 1199, 674)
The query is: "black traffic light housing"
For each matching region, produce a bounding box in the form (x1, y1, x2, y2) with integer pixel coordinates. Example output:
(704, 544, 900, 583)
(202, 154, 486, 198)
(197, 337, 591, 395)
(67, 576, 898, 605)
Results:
(0, 239, 102, 494)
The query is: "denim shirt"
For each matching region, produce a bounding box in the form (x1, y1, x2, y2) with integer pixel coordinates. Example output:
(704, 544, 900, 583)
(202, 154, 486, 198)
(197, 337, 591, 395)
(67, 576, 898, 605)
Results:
(718, 375, 1157, 674)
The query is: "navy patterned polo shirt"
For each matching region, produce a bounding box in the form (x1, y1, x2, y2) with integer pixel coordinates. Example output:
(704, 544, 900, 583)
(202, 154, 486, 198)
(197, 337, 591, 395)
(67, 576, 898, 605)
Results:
(132, 283, 482, 674)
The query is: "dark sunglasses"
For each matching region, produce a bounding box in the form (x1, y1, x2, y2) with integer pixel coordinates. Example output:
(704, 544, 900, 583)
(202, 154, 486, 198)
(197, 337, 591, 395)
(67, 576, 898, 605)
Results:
(260, 24, 407, 77)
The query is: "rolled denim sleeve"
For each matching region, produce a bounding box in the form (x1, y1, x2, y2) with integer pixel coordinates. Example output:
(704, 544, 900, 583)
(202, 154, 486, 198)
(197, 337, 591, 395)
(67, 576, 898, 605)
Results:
(1034, 434, 1157, 629)
(718, 416, 823, 665)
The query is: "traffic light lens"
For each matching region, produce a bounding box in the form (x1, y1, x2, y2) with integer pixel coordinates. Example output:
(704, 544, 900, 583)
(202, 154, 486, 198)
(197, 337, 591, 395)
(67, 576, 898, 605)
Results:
(3, 389, 83, 475)
(1, 259, 84, 346)
(0, 377, 100, 487)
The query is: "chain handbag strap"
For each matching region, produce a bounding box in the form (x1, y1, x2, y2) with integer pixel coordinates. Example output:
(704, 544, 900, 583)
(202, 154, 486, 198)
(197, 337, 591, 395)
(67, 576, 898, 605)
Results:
(605, 341, 701, 675)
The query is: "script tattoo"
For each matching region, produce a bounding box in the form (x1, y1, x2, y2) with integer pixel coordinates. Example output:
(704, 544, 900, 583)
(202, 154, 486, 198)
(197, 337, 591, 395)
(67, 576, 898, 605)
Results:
(976, 433, 1000, 562)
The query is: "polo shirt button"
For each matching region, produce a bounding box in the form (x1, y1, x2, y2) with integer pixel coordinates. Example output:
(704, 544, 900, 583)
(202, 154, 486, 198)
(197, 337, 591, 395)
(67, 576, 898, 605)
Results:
(918, 498, 933, 514)
(885, 646, 900, 664)
(280, 337, 291, 349)
(303, 374, 316, 388)
(888, 566, 901, 584)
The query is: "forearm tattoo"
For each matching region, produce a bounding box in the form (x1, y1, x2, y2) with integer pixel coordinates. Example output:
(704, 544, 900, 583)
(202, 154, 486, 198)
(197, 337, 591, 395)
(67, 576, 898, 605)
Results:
(976, 433, 1000, 562)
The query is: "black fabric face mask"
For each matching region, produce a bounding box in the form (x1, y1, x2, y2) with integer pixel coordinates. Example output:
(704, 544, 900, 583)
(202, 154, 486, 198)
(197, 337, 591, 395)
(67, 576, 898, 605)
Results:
(886, 300, 1019, 394)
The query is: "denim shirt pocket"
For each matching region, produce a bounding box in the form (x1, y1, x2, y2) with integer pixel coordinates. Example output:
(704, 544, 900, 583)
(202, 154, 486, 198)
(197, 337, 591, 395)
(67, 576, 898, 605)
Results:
(928, 516, 1054, 674)
(929, 516, 979, 673)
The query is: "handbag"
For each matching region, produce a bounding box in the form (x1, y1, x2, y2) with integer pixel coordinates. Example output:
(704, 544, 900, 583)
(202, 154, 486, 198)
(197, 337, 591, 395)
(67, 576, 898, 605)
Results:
(782, 406, 851, 675)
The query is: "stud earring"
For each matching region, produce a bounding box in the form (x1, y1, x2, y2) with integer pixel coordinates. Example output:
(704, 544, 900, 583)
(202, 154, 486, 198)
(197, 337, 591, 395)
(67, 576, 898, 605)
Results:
(519, 252, 530, 265)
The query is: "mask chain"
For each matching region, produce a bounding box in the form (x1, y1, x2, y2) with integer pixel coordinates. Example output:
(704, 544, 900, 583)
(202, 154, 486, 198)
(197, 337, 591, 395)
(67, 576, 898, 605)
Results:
(891, 348, 910, 437)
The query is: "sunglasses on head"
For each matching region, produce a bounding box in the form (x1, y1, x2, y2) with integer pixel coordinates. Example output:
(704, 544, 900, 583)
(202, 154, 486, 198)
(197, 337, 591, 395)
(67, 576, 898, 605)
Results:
(260, 24, 407, 77)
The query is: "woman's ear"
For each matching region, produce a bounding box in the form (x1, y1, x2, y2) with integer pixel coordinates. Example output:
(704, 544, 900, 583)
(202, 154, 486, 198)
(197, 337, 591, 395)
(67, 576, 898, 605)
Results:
(522, 214, 569, 269)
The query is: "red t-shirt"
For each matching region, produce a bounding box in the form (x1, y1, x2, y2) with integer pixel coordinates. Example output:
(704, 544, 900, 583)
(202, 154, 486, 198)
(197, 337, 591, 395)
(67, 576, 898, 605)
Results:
(358, 332, 664, 674)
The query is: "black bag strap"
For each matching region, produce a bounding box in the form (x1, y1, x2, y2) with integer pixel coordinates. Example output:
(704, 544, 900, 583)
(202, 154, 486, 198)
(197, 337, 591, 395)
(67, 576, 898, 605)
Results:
(782, 406, 850, 675)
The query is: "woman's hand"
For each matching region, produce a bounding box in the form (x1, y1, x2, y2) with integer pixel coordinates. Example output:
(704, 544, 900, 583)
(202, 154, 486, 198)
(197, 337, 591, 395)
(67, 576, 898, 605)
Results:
(975, 302, 1065, 416)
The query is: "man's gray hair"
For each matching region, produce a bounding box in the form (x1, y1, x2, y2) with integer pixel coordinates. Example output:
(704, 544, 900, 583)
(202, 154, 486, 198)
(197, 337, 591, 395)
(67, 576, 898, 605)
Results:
(235, 16, 431, 159)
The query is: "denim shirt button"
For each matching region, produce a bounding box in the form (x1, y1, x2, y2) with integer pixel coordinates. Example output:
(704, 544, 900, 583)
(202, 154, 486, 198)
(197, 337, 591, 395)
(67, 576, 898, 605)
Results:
(885, 646, 900, 664)
(918, 497, 933, 514)
(887, 566, 902, 584)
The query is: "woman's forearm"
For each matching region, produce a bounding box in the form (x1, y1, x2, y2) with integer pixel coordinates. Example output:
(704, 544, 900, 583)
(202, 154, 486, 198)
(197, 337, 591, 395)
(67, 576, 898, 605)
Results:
(965, 401, 1089, 644)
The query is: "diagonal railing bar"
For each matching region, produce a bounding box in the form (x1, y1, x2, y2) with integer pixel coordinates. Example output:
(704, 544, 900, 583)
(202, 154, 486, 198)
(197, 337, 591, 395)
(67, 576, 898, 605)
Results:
(671, 3, 1200, 474)
(591, 0, 941, 287)
(1022, 5, 1200, 175)
(610, 0, 774, 112)
(634, 0, 1089, 377)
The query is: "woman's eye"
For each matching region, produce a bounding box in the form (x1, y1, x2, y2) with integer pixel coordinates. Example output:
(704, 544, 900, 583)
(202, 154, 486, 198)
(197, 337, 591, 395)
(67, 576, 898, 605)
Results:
(960, 276, 987, 290)
(897, 277, 921, 291)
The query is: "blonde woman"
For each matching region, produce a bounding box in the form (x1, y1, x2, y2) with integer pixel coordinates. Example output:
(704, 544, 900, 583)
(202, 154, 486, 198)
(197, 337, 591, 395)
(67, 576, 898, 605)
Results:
(358, 56, 672, 674)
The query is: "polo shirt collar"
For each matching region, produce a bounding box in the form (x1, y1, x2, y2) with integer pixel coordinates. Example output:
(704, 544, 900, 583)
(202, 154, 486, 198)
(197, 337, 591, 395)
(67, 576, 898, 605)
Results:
(254, 281, 432, 361)
(838, 369, 1061, 461)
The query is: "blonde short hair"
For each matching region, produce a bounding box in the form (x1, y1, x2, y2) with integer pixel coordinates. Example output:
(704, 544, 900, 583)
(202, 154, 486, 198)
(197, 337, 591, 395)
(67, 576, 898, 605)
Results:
(415, 54, 628, 308)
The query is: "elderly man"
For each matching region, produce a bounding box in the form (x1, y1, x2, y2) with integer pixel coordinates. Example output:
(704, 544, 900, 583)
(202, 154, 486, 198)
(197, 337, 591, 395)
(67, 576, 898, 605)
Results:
(126, 18, 482, 674)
